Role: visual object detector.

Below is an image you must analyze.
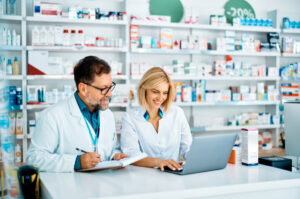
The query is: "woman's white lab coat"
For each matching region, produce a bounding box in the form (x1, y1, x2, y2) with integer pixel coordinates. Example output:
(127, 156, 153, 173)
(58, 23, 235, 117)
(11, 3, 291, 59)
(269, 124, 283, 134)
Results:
(26, 95, 120, 172)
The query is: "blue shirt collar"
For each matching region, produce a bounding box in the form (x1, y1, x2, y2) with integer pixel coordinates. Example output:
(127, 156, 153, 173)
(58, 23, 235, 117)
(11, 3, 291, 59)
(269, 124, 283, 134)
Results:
(143, 108, 164, 121)
(74, 92, 90, 113)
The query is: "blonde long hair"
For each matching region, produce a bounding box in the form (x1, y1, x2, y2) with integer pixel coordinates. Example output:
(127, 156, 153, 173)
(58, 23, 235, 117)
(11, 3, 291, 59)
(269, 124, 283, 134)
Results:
(137, 67, 175, 113)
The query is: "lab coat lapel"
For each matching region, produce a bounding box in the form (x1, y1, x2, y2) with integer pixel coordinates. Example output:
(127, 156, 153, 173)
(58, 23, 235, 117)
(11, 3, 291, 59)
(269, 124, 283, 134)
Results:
(68, 95, 97, 141)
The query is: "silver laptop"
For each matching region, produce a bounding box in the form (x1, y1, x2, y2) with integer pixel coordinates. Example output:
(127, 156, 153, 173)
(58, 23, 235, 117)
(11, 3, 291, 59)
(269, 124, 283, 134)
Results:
(165, 133, 237, 175)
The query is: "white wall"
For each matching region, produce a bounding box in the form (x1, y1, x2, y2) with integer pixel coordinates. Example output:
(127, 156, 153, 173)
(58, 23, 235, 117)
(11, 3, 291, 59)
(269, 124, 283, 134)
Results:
(127, 0, 300, 22)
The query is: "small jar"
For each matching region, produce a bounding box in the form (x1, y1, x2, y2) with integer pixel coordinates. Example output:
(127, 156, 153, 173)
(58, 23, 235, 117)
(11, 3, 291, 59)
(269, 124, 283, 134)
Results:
(96, 37, 104, 47)
(70, 30, 76, 46)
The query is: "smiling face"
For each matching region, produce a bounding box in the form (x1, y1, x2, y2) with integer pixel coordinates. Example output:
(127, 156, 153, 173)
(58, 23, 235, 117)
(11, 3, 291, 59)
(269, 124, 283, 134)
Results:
(145, 82, 169, 110)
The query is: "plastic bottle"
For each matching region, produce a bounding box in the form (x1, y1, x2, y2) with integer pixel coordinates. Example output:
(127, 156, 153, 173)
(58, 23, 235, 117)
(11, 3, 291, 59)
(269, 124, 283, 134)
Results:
(62, 29, 70, 46)
(6, 59, 12, 75)
(16, 87, 22, 105)
(0, 0, 3, 15)
(6, 0, 16, 15)
(12, 29, 16, 46)
(70, 29, 76, 46)
(7, 28, 11, 46)
(12, 56, 19, 75)
(76, 29, 84, 46)
(46, 26, 55, 46)
(32, 26, 40, 46)
(39, 26, 47, 45)
(2, 26, 6, 46)
(15, 144, 21, 162)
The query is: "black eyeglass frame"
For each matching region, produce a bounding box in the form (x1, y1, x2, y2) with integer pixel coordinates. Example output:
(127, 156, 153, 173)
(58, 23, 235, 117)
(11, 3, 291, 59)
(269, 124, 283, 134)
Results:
(83, 81, 116, 95)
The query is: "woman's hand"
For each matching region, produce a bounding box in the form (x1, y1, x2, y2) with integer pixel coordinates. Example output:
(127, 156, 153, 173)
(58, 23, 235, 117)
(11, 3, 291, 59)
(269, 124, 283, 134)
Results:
(156, 159, 183, 171)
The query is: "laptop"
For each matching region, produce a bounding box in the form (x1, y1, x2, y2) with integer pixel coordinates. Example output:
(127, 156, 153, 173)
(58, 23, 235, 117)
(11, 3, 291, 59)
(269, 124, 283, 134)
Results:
(164, 133, 237, 175)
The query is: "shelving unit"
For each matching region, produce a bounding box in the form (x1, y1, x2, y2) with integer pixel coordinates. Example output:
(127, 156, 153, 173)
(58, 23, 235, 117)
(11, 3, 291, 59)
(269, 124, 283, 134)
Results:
(131, 48, 280, 57)
(131, 21, 281, 33)
(3, 2, 297, 162)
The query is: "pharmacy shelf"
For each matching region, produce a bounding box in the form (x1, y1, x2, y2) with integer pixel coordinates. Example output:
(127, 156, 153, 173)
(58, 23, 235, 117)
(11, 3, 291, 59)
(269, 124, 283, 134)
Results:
(26, 46, 127, 52)
(131, 21, 280, 33)
(26, 75, 127, 80)
(202, 124, 280, 132)
(281, 29, 300, 34)
(0, 46, 23, 51)
(281, 53, 300, 57)
(0, 15, 22, 21)
(281, 77, 300, 82)
(131, 101, 279, 107)
(131, 48, 280, 57)
(27, 102, 129, 110)
(176, 101, 279, 106)
(131, 48, 200, 55)
(202, 50, 280, 57)
(26, 16, 127, 25)
(131, 75, 279, 81)
(2, 75, 23, 80)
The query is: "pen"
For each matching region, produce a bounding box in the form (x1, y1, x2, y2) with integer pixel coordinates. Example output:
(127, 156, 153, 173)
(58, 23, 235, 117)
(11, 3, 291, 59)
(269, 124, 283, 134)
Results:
(76, 148, 88, 154)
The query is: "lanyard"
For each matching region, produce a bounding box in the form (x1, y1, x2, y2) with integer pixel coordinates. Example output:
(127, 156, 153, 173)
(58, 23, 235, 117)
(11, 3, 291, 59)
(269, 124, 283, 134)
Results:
(82, 114, 99, 152)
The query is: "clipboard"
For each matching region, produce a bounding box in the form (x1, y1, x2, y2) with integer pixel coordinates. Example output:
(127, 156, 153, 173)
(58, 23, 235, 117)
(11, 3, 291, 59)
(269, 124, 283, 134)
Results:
(78, 153, 147, 172)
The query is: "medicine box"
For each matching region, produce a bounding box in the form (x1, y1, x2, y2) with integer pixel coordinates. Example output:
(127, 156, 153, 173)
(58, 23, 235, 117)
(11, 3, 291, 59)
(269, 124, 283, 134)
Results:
(241, 128, 258, 166)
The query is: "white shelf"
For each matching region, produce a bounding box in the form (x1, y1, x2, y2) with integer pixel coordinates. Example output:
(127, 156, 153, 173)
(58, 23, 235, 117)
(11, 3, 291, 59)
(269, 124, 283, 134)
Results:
(281, 77, 300, 82)
(0, 46, 23, 51)
(281, 53, 300, 57)
(0, 15, 22, 21)
(131, 101, 279, 107)
(27, 75, 74, 80)
(131, 75, 279, 81)
(26, 16, 127, 25)
(27, 104, 52, 110)
(110, 102, 129, 107)
(204, 124, 280, 132)
(27, 102, 128, 110)
(26, 46, 127, 52)
(26, 75, 127, 80)
(131, 21, 280, 32)
(131, 48, 199, 54)
(202, 50, 280, 57)
(2, 75, 23, 80)
(131, 48, 280, 56)
(281, 29, 300, 34)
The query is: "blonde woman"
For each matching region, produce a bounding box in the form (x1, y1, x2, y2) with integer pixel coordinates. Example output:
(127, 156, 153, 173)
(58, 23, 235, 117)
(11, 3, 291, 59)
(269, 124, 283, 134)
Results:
(121, 67, 192, 171)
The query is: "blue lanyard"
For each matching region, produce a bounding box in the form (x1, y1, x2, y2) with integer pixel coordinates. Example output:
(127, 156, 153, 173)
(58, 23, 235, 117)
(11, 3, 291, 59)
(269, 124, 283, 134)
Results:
(82, 114, 99, 152)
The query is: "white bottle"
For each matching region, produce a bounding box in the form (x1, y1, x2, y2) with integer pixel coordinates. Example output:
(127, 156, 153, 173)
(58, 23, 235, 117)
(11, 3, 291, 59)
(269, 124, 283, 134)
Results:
(54, 26, 63, 46)
(15, 144, 21, 163)
(32, 26, 40, 46)
(39, 26, 47, 45)
(46, 26, 55, 46)
(12, 29, 16, 46)
(7, 29, 11, 46)
(2, 26, 7, 46)
(0, 0, 3, 15)
(62, 29, 70, 46)
(6, 58, 12, 75)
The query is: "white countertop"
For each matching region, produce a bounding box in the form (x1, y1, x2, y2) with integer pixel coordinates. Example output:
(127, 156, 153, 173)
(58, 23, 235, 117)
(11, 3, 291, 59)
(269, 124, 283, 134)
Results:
(40, 164, 300, 199)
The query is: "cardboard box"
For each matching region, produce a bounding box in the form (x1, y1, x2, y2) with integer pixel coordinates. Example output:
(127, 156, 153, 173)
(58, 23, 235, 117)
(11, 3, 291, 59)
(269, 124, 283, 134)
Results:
(241, 128, 258, 166)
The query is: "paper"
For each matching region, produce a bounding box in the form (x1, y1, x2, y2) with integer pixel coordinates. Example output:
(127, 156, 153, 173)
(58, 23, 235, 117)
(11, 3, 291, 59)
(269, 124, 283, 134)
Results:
(78, 153, 147, 172)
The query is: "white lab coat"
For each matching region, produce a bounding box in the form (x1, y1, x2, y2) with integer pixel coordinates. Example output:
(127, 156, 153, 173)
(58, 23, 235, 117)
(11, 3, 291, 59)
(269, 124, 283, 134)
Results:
(26, 95, 120, 172)
(121, 105, 192, 161)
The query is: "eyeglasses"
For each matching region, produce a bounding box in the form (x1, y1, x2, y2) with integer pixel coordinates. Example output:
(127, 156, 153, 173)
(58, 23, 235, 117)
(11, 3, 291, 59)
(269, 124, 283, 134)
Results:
(84, 82, 116, 95)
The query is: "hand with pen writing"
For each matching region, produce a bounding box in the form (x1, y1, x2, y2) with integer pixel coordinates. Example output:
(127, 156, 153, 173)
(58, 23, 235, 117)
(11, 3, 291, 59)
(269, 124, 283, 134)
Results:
(80, 152, 101, 169)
